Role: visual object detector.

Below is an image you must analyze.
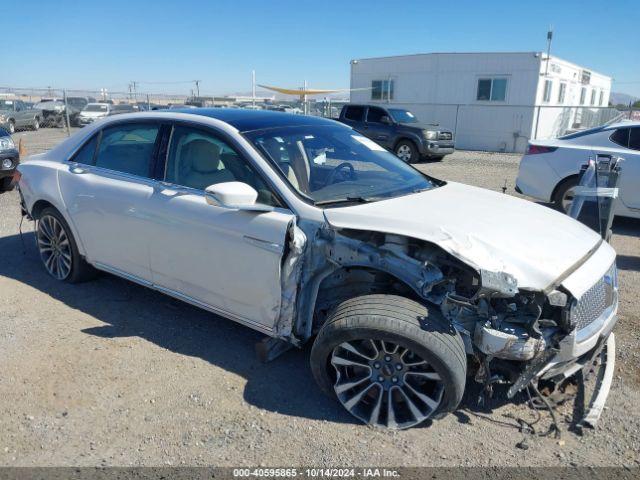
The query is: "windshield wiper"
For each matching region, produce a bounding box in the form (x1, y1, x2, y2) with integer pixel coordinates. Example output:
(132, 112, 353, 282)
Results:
(315, 196, 372, 207)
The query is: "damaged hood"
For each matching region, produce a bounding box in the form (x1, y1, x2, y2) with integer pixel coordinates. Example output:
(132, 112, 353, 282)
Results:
(324, 182, 603, 291)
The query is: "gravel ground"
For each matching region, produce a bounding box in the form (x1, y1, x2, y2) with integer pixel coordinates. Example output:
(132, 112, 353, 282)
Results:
(0, 129, 639, 467)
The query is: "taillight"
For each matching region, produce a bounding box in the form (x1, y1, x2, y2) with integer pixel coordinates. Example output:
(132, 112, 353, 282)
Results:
(526, 144, 558, 155)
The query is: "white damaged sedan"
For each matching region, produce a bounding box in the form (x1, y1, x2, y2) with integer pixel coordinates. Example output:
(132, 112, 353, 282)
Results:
(14, 110, 618, 429)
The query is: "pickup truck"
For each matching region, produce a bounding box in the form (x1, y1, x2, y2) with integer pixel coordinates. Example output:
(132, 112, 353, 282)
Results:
(337, 104, 454, 163)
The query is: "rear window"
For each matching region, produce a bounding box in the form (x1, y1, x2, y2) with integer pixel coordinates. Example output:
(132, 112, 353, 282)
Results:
(559, 126, 606, 140)
(629, 128, 640, 151)
(94, 123, 160, 177)
(343, 106, 365, 121)
(610, 128, 629, 148)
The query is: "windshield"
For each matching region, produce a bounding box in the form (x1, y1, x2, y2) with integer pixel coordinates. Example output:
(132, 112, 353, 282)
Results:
(388, 109, 418, 123)
(0, 100, 14, 110)
(245, 125, 436, 206)
(84, 104, 108, 112)
(67, 98, 87, 108)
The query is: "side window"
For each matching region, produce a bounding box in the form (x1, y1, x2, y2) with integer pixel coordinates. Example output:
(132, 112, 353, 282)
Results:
(610, 128, 629, 148)
(629, 128, 640, 151)
(366, 107, 387, 123)
(165, 125, 281, 207)
(72, 135, 99, 165)
(344, 106, 365, 121)
(94, 123, 160, 177)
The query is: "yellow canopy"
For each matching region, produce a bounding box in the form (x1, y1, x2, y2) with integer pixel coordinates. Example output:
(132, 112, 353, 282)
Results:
(258, 84, 341, 96)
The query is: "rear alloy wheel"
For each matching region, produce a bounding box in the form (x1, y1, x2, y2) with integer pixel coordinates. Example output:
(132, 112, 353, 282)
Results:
(37, 214, 73, 280)
(311, 294, 467, 429)
(395, 140, 419, 163)
(36, 207, 96, 283)
(554, 177, 579, 214)
(32, 117, 40, 131)
(8, 120, 15, 134)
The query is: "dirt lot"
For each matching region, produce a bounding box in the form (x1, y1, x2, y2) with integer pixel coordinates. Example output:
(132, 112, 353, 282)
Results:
(0, 128, 639, 467)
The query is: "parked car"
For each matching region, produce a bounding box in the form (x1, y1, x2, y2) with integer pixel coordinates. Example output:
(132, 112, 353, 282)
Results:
(78, 103, 112, 126)
(15, 109, 617, 429)
(0, 99, 42, 132)
(34, 96, 94, 127)
(0, 127, 19, 193)
(338, 104, 454, 163)
(109, 104, 136, 116)
(516, 121, 640, 219)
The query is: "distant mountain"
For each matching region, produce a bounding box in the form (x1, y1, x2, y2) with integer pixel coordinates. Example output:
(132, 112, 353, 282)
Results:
(610, 91, 638, 106)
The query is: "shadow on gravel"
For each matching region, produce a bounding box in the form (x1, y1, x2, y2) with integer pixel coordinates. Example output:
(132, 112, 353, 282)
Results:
(0, 230, 356, 426)
(612, 216, 640, 238)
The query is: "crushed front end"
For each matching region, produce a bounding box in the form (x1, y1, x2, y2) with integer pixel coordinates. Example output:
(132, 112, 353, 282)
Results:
(438, 241, 618, 427)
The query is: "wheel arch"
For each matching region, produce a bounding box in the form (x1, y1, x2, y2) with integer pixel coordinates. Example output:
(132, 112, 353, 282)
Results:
(393, 136, 420, 151)
(302, 264, 425, 339)
(551, 174, 579, 203)
(29, 198, 87, 257)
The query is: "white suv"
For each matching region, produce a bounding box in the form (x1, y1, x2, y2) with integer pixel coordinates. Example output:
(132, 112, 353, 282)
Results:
(17, 110, 618, 429)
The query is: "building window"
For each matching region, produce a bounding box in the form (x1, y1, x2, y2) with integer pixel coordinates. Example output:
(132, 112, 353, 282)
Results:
(580, 87, 586, 105)
(476, 78, 507, 101)
(558, 83, 566, 103)
(371, 80, 394, 101)
(590, 89, 596, 105)
(599, 90, 604, 106)
(542, 80, 553, 103)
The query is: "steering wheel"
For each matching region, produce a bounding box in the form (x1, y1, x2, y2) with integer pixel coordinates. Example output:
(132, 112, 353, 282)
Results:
(324, 162, 356, 186)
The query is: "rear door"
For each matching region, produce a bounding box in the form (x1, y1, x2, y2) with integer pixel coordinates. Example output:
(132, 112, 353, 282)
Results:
(364, 106, 393, 148)
(146, 122, 295, 331)
(340, 105, 366, 132)
(58, 121, 165, 282)
(608, 126, 640, 210)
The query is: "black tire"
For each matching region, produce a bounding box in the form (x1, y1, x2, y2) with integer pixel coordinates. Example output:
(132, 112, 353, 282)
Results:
(37, 207, 97, 283)
(8, 120, 15, 134)
(310, 294, 467, 428)
(553, 176, 578, 213)
(394, 140, 419, 164)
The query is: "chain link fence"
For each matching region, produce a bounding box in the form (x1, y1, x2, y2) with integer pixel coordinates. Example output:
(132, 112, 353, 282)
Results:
(1, 85, 636, 155)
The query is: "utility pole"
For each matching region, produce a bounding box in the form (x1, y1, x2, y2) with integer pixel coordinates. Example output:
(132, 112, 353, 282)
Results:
(252, 70, 256, 107)
(194, 80, 201, 98)
(534, 26, 553, 140)
(131, 81, 138, 103)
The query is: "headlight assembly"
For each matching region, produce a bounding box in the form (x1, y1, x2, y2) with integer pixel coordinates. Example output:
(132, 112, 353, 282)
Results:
(423, 131, 437, 140)
(0, 136, 15, 153)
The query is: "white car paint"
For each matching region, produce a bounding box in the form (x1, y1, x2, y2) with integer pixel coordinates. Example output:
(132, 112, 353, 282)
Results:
(325, 181, 614, 298)
(17, 111, 616, 342)
(16, 110, 620, 428)
(516, 121, 640, 218)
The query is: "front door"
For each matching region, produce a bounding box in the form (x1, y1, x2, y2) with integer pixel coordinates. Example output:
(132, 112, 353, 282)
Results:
(147, 124, 295, 331)
(364, 106, 393, 148)
(58, 122, 163, 282)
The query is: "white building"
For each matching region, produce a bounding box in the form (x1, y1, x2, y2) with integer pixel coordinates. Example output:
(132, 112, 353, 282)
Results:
(349, 52, 613, 153)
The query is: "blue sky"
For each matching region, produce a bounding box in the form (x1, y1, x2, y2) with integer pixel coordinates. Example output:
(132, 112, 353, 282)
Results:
(4, 0, 639, 97)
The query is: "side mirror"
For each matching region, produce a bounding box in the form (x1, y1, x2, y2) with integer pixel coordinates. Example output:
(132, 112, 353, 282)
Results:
(380, 115, 392, 125)
(204, 182, 272, 211)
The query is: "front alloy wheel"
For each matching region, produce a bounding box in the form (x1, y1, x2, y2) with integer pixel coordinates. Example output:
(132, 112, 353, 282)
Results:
(310, 294, 467, 430)
(331, 339, 444, 429)
(37, 214, 73, 280)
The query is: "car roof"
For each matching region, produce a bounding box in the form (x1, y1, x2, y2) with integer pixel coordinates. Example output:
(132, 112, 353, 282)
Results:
(604, 120, 640, 129)
(167, 108, 340, 132)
